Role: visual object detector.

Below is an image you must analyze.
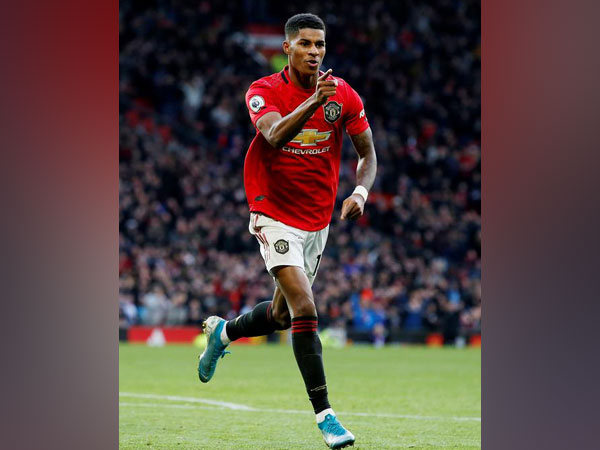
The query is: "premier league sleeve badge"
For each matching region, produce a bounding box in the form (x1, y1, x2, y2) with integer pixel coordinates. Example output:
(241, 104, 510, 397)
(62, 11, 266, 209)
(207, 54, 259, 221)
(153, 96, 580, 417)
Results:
(249, 95, 266, 113)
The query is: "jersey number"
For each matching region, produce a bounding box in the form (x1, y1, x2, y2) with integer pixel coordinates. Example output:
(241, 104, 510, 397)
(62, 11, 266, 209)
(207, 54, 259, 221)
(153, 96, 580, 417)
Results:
(314, 254, 322, 277)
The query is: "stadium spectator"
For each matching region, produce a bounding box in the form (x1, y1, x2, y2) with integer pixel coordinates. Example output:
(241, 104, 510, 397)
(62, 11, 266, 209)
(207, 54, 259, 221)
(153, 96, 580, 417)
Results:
(119, 0, 481, 343)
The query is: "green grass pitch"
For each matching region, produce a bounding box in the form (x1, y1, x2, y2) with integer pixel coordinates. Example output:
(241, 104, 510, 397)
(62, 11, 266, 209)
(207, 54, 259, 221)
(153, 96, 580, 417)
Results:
(119, 342, 480, 449)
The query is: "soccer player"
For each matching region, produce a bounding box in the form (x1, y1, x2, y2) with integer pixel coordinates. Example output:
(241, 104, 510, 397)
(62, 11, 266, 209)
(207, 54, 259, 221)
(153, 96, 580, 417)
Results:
(198, 13, 377, 449)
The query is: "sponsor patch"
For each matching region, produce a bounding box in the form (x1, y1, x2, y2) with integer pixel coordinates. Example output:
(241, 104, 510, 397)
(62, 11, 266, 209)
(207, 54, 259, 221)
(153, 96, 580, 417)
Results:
(249, 95, 265, 113)
(323, 101, 342, 123)
(290, 129, 331, 146)
(274, 239, 289, 254)
(282, 146, 331, 155)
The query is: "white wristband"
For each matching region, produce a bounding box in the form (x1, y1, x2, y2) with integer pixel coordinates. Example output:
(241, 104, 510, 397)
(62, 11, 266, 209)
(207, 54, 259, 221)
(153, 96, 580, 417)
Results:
(352, 185, 369, 202)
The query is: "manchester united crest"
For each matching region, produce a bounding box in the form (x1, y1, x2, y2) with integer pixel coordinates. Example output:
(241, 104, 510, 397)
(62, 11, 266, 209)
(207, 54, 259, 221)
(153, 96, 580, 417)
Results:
(274, 239, 289, 254)
(323, 101, 342, 123)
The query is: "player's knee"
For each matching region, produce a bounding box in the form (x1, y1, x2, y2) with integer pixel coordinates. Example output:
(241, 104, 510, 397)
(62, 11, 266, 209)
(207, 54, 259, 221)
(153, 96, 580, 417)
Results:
(272, 308, 291, 330)
(292, 298, 317, 318)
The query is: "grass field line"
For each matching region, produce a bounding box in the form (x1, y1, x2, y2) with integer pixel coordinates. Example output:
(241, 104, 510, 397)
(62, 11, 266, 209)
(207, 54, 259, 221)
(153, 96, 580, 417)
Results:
(120, 401, 222, 411)
(120, 392, 256, 410)
(120, 392, 481, 422)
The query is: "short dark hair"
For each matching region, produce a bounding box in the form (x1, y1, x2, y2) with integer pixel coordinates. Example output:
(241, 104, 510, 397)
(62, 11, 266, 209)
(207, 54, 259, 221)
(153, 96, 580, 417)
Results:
(284, 13, 325, 40)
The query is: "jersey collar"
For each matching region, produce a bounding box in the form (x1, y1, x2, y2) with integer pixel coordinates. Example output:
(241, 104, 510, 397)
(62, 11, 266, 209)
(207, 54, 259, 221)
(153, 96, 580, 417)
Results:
(281, 65, 322, 93)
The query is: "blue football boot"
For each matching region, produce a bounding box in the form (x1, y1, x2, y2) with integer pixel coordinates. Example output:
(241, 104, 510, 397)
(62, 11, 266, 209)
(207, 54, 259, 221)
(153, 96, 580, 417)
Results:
(318, 413, 355, 449)
(197, 316, 230, 383)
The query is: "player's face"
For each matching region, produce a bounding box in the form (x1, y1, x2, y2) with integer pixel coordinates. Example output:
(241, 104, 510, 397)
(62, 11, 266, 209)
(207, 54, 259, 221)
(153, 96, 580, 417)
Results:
(284, 28, 326, 75)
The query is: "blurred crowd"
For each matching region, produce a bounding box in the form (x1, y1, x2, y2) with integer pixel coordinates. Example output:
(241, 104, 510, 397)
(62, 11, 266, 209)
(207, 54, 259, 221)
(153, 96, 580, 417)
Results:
(119, 0, 481, 343)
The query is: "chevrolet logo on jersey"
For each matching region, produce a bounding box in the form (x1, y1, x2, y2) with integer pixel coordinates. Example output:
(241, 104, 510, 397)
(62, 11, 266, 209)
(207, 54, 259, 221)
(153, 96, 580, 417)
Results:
(290, 129, 331, 146)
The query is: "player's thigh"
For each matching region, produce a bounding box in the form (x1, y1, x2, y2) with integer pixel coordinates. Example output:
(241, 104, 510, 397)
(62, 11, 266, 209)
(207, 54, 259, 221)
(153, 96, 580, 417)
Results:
(272, 287, 289, 319)
(272, 265, 315, 318)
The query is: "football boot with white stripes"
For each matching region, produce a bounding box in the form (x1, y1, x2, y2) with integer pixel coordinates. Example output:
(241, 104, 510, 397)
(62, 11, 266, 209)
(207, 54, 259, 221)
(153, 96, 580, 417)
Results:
(197, 316, 229, 383)
(317, 412, 355, 449)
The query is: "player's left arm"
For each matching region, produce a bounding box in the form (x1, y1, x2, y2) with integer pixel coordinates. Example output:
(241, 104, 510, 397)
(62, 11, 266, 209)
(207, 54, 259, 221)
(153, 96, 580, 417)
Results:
(340, 127, 377, 220)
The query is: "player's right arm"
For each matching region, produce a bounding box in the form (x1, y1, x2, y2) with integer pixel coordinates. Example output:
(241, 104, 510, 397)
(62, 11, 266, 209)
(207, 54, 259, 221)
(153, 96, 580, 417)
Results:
(257, 69, 337, 148)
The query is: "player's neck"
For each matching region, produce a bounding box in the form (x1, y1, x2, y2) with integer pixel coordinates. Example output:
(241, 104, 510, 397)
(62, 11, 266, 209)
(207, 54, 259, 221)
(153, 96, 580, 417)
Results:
(288, 65, 317, 90)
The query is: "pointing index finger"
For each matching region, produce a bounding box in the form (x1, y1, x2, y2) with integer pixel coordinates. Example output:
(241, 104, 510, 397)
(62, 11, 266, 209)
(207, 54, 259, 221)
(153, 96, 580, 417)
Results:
(318, 68, 332, 80)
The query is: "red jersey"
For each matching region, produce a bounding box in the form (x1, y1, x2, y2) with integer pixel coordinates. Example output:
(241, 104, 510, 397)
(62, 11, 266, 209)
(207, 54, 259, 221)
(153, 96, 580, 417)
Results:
(244, 66, 369, 231)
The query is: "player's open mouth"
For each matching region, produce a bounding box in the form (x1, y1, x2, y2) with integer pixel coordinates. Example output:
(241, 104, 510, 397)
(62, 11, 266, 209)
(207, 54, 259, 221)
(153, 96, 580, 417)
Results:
(306, 60, 319, 68)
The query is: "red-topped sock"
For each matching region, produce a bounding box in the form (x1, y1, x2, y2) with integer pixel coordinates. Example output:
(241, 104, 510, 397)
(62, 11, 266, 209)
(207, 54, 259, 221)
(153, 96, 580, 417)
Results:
(291, 316, 331, 414)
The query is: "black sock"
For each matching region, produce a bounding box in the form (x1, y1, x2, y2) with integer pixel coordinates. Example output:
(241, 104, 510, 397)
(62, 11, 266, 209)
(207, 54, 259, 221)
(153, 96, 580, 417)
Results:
(291, 316, 331, 414)
(225, 301, 277, 341)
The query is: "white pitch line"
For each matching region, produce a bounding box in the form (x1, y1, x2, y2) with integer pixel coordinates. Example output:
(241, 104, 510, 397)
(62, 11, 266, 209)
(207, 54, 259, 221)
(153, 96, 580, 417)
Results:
(120, 402, 218, 411)
(119, 392, 256, 411)
(262, 407, 481, 422)
(119, 392, 480, 422)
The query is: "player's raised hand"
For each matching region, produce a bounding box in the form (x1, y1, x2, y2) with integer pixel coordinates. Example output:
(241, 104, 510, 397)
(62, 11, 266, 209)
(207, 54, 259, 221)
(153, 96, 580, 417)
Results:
(340, 193, 365, 220)
(314, 69, 337, 105)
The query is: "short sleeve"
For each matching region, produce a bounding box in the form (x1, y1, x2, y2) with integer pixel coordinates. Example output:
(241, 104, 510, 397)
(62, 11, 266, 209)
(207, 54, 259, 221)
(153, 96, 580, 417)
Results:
(245, 81, 281, 127)
(344, 85, 370, 136)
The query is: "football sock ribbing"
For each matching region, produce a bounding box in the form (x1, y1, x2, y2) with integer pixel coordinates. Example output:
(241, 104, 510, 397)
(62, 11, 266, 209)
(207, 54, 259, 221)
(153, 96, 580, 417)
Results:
(291, 316, 331, 414)
(225, 301, 276, 341)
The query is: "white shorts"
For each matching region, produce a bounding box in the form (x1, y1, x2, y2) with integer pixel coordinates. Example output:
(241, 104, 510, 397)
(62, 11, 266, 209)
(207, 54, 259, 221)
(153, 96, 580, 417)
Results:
(249, 212, 329, 286)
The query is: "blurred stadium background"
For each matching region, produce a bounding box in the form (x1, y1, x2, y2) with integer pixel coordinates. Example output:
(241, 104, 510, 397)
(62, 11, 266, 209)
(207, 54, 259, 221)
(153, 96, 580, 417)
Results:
(119, 0, 481, 347)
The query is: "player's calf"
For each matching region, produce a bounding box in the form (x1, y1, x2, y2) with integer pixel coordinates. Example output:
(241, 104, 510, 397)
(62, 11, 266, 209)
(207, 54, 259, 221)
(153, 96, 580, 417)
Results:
(272, 306, 291, 330)
(291, 315, 331, 414)
(225, 300, 279, 341)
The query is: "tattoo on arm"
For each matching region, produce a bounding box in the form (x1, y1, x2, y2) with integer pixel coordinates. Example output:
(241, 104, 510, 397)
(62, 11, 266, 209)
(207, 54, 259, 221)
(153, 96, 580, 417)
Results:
(350, 128, 377, 191)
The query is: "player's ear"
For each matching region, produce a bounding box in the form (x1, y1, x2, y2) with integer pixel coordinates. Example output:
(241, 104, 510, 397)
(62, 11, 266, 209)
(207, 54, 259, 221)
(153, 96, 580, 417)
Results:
(282, 41, 290, 55)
